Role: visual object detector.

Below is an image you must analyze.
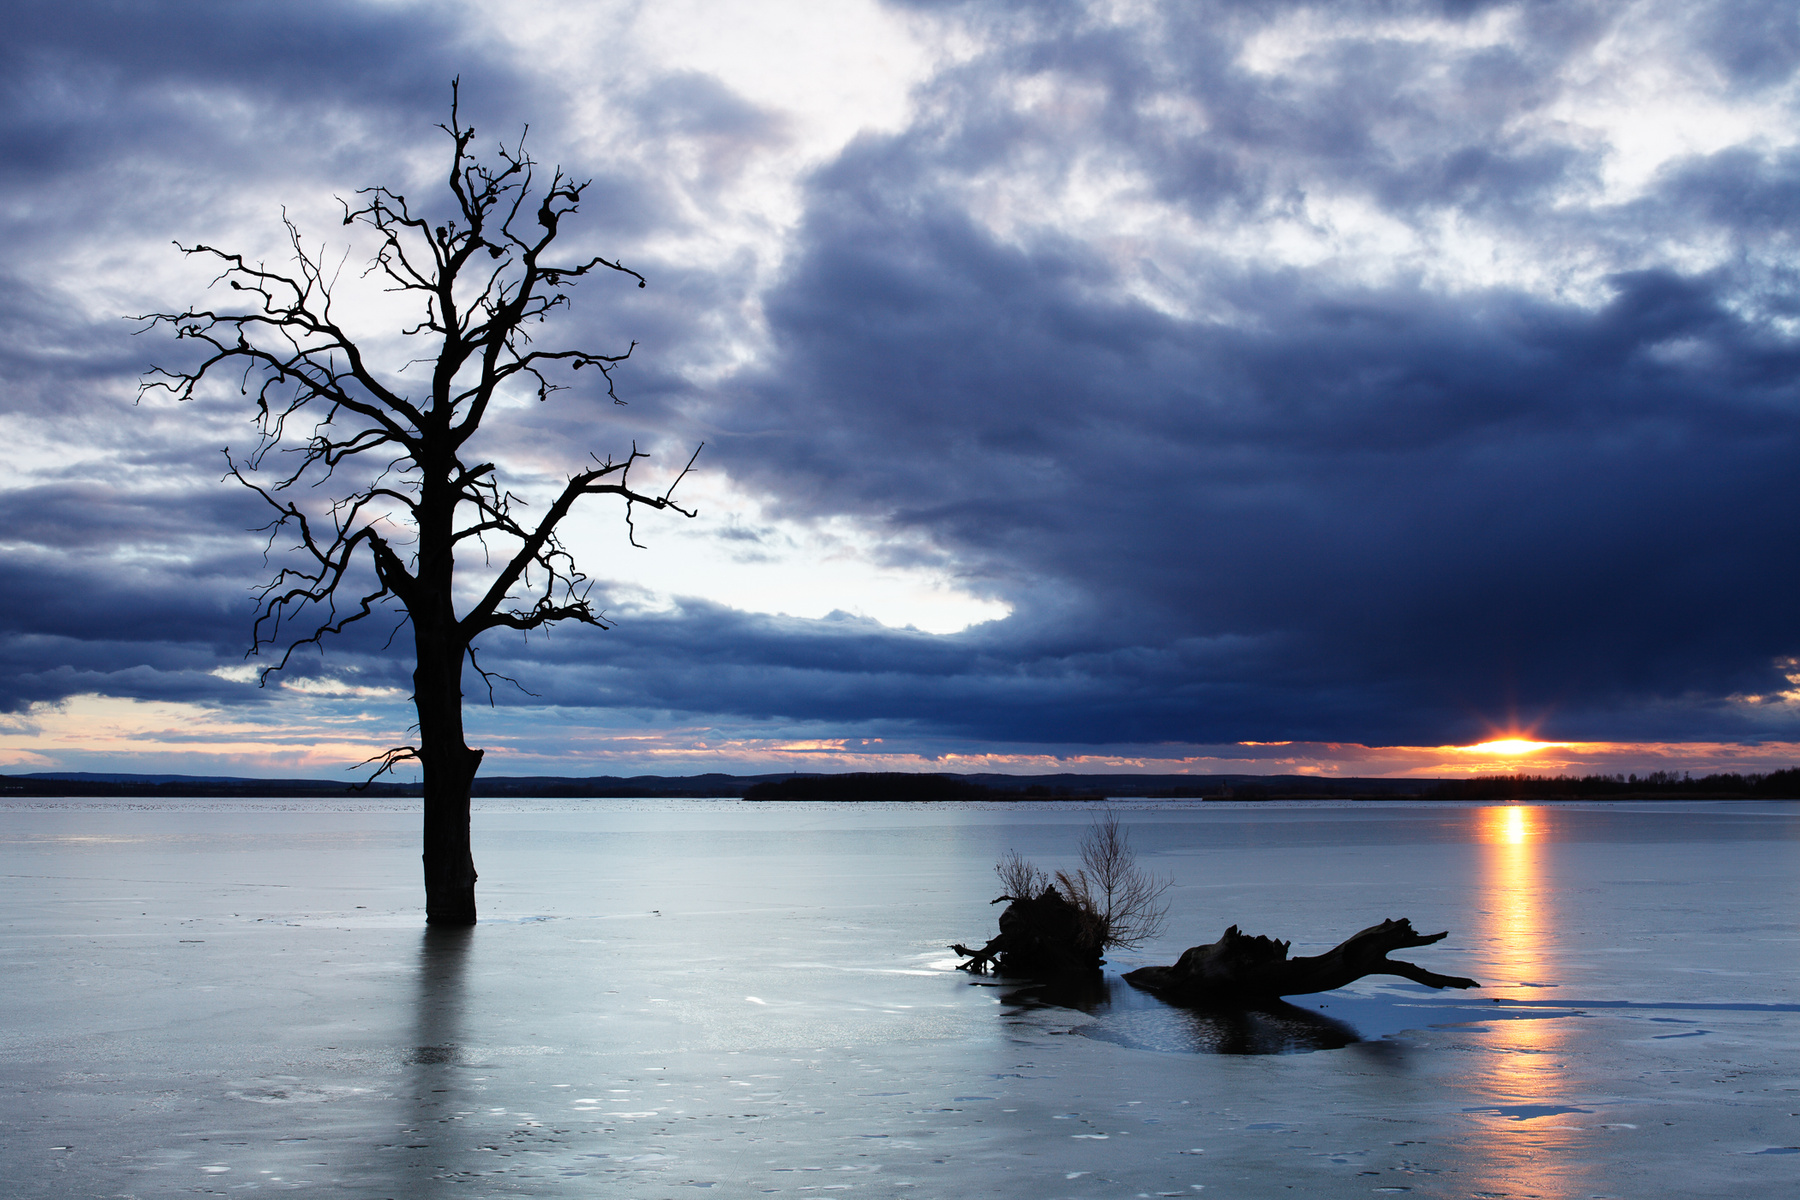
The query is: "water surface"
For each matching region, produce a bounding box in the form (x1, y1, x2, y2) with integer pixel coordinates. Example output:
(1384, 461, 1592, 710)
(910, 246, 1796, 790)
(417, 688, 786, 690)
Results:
(2, 799, 1796, 1197)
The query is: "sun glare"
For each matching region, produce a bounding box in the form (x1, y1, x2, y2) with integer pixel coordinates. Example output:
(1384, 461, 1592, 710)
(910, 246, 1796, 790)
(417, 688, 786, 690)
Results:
(1462, 739, 1558, 756)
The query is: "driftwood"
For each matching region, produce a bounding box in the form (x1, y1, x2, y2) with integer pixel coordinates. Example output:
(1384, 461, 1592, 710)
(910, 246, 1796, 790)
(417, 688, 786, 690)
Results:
(1122, 918, 1479, 1004)
(952, 887, 1106, 977)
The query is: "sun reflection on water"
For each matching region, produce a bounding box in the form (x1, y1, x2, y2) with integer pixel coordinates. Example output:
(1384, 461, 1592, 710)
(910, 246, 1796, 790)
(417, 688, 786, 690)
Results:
(1464, 805, 1598, 1194)
(1478, 803, 1553, 1004)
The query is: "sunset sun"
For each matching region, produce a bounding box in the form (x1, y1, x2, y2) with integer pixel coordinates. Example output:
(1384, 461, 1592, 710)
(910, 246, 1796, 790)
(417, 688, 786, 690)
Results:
(1462, 739, 1559, 756)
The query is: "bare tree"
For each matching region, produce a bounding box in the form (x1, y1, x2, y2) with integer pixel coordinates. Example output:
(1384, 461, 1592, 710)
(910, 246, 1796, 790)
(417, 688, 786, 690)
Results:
(138, 82, 697, 924)
(1056, 810, 1170, 950)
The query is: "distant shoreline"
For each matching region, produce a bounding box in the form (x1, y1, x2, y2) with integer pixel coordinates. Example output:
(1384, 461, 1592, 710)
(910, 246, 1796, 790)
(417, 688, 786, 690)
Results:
(0, 768, 1430, 801)
(4, 768, 1795, 803)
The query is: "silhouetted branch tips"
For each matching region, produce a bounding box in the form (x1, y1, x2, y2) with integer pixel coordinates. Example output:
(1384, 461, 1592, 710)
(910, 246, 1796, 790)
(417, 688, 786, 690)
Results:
(1066, 809, 1170, 950)
(467, 645, 538, 706)
(665, 442, 704, 508)
(352, 745, 421, 790)
(995, 848, 1047, 903)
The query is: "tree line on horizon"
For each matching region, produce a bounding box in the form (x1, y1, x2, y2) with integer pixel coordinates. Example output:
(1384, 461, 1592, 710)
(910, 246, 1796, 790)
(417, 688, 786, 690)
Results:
(1424, 767, 1800, 800)
(742, 773, 1107, 803)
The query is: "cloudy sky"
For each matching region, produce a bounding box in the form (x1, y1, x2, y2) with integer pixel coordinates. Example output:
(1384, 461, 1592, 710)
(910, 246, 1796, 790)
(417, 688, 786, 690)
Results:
(3, 0, 1799, 780)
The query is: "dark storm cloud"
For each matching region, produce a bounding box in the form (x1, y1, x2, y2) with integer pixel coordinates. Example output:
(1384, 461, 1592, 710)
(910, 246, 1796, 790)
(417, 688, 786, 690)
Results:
(696, 246, 1800, 746)
(1689, 0, 1800, 89)
(0, 0, 494, 183)
(661, 0, 1800, 746)
(0, 482, 250, 547)
(0, 551, 254, 710)
(4, 0, 1799, 758)
(0, 529, 425, 713)
(1650, 145, 1800, 247)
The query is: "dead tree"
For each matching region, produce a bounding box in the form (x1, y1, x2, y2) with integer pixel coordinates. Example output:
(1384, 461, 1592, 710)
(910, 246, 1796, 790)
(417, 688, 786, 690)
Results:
(1122, 919, 1479, 1005)
(137, 81, 697, 924)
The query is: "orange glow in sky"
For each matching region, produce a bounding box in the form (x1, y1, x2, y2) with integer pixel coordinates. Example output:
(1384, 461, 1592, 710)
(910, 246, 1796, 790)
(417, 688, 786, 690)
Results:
(7, 692, 1800, 780)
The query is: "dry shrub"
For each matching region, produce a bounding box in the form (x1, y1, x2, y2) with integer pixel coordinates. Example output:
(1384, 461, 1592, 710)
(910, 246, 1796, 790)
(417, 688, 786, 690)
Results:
(995, 811, 1170, 950)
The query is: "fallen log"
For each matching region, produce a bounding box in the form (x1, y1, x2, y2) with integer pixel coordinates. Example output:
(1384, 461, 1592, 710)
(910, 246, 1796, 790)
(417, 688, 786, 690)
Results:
(1122, 918, 1479, 1004)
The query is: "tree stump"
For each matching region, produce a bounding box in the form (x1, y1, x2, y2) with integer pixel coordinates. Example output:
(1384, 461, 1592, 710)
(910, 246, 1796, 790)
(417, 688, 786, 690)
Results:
(952, 887, 1106, 977)
(1122, 918, 1479, 1004)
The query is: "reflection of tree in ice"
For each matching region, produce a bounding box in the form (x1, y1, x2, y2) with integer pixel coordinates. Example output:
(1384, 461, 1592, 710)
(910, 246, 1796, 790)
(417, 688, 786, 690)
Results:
(392, 926, 477, 1188)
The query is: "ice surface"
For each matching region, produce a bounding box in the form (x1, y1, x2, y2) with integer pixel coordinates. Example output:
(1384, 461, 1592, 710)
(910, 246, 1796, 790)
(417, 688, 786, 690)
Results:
(2, 799, 1797, 1197)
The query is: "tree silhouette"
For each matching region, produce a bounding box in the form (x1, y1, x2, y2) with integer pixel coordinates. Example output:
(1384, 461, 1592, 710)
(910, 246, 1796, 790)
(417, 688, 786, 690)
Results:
(1053, 810, 1170, 950)
(139, 82, 697, 924)
(956, 813, 1169, 975)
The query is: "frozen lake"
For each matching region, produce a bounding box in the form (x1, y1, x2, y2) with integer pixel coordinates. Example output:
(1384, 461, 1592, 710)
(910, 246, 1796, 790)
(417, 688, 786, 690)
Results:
(2, 798, 1796, 1197)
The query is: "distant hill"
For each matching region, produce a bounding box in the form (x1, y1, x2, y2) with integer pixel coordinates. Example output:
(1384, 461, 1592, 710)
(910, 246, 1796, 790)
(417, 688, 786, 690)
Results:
(4, 771, 412, 797)
(16, 771, 350, 787)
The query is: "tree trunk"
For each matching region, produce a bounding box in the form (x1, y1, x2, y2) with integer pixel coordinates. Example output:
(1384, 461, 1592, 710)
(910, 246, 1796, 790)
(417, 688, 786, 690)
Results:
(1122, 918, 1479, 1005)
(415, 629, 481, 926)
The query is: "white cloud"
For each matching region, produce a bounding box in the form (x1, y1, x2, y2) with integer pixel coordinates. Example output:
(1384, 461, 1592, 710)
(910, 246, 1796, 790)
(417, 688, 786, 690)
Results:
(557, 472, 1012, 634)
